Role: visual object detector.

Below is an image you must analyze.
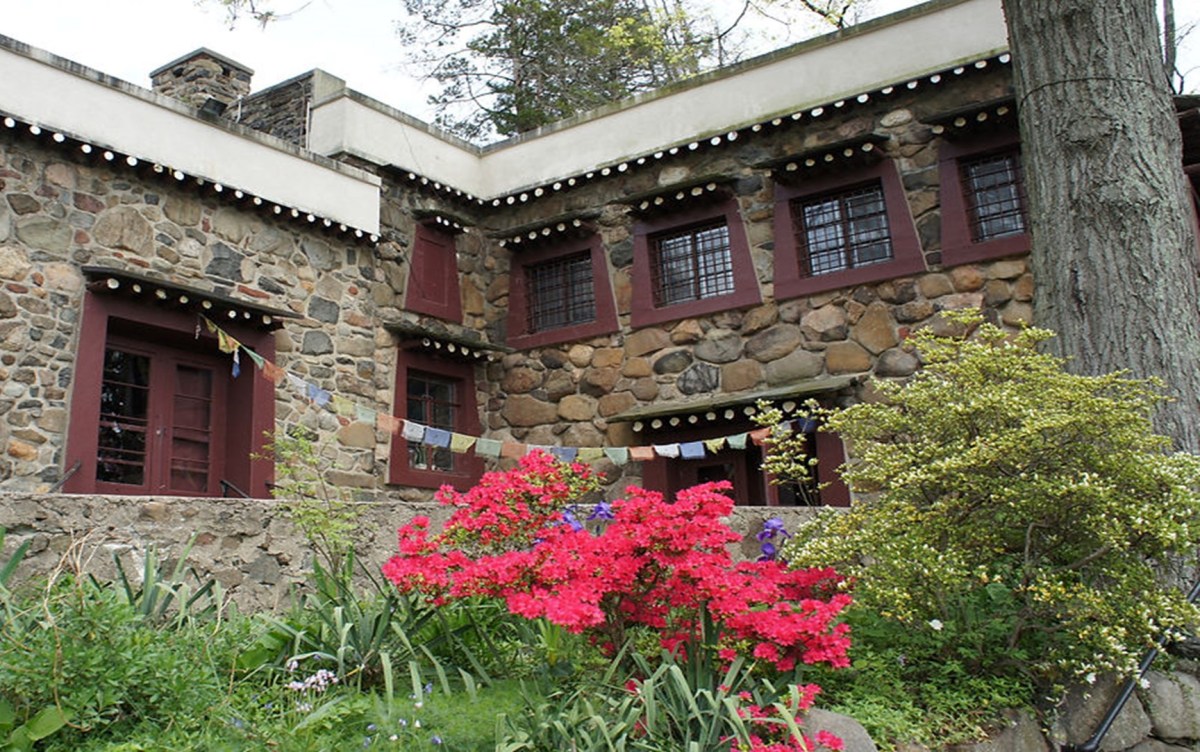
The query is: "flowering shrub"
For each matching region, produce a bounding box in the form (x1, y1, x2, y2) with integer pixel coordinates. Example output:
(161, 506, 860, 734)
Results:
(781, 314, 1200, 692)
(732, 684, 844, 752)
(383, 451, 851, 676)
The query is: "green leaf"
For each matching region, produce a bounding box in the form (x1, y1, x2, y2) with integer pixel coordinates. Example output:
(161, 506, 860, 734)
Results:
(25, 706, 67, 741)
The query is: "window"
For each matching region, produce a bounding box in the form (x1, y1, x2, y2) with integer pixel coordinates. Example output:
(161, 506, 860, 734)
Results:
(961, 152, 1027, 241)
(406, 371, 457, 473)
(773, 160, 925, 300)
(651, 221, 735, 305)
(528, 252, 595, 332)
(506, 234, 618, 349)
(630, 199, 761, 328)
(389, 349, 483, 490)
(404, 223, 463, 322)
(638, 418, 850, 508)
(939, 136, 1031, 265)
(65, 290, 275, 497)
(794, 183, 893, 277)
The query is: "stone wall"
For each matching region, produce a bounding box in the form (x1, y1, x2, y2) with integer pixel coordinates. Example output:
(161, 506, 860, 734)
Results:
(0, 129, 478, 498)
(150, 50, 253, 110)
(235, 75, 313, 147)
(0, 492, 821, 612)
(459, 66, 1028, 493)
(2, 51, 1029, 505)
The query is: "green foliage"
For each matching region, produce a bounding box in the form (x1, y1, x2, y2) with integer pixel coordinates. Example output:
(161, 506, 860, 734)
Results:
(399, 0, 715, 139)
(0, 573, 242, 748)
(753, 400, 821, 505)
(499, 645, 801, 751)
(782, 315, 1200, 690)
(805, 603, 1035, 748)
(258, 430, 360, 572)
(108, 535, 223, 626)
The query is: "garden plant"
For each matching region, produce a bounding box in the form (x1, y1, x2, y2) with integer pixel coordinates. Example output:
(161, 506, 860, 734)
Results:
(768, 314, 1200, 746)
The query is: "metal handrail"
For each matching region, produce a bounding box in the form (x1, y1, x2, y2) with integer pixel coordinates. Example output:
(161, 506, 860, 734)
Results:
(47, 460, 81, 493)
(219, 479, 251, 498)
(1062, 577, 1200, 751)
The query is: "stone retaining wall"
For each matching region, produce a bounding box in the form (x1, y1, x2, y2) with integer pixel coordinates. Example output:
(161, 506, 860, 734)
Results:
(0, 492, 821, 612)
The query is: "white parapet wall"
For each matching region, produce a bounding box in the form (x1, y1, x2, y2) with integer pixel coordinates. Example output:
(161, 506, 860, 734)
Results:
(307, 0, 1009, 199)
(0, 37, 382, 234)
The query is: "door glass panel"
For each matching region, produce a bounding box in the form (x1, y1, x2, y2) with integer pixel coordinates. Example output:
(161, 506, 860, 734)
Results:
(97, 348, 150, 485)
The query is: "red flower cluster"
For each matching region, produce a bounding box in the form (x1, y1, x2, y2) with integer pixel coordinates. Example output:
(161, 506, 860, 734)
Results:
(732, 686, 845, 752)
(382, 452, 851, 674)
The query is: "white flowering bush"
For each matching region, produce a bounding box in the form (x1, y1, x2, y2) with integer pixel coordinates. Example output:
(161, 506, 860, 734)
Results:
(783, 314, 1200, 688)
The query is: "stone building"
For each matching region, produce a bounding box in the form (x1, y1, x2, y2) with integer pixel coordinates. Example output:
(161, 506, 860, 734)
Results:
(1, 0, 1197, 512)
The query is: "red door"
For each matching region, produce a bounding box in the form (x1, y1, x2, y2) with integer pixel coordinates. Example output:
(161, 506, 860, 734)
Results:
(95, 337, 227, 495)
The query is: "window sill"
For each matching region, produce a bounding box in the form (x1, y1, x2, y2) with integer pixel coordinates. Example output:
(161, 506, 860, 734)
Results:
(774, 255, 929, 299)
(508, 319, 620, 350)
(940, 234, 1030, 267)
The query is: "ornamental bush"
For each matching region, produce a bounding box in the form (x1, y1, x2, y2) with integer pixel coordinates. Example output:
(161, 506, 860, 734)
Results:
(782, 315, 1200, 689)
(384, 452, 851, 675)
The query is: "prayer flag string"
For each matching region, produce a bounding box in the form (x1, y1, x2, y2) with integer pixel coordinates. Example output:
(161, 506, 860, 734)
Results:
(198, 315, 814, 465)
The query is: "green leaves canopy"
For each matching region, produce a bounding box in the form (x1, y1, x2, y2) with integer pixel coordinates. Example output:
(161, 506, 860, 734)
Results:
(784, 316, 1200, 684)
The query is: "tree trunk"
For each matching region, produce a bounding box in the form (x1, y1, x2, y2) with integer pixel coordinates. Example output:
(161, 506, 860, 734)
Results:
(1001, 0, 1200, 451)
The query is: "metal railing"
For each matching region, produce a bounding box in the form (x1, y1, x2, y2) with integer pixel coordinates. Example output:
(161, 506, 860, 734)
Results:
(1062, 577, 1200, 751)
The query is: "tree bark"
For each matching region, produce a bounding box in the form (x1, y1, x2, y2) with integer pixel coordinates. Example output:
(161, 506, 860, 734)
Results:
(1001, 0, 1200, 451)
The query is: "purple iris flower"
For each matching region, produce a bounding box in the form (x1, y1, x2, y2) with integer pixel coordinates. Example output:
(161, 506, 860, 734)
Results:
(756, 517, 789, 542)
(757, 542, 778, 562)
(587, 501, 614, 521)
(562, 508, 584, 532)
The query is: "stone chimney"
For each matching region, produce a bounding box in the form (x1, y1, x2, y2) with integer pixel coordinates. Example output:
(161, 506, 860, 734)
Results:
(150, 49, 254, 114)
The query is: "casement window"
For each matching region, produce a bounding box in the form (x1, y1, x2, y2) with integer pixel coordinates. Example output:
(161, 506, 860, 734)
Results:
(651, 221, 735, 305)
(793, 183, 893, 277)
(95, 340, 225, 494)
(773, 160, 925, 300)
(66, 286, 275, 498)
(506, 234, 618, 349)
(404, 223, 463, 322)
(406, 370, 457, 473)
(528, 252, 595, 331)
(939, 136, 1031, 265)
(960, 151, 1027, 242)
(630, 199, 760, 328)
(389, 350, 483, 490)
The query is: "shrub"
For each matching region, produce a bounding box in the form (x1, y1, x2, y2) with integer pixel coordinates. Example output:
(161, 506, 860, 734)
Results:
(383, 452, 851, 674)
(781, 315, 1200, 690)
(384, 452, 852, 750)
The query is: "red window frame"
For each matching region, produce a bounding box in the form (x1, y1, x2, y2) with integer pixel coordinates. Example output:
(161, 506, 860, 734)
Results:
(506, 234, 618, 349)
(630, 199, 761, 328)
(938, 134, 1031, 265)
(389, 350, 483, 490)
(773, 160, 925, 300)
(64, 292, 275, 497)
(404, 223, 463, 322)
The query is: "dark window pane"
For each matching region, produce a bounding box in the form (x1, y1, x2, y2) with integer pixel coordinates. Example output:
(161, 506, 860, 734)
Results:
(407, 371, 458, 472)
(651, 221, 733, 306)
(794, 184, 894, 277)
(963, 153, 1027, 241)
(97, 348, 150, 485)
(527, 252, 596, 332)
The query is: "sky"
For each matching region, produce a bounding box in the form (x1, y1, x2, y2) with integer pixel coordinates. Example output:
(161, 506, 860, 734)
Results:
(2, 0, 1198, 131)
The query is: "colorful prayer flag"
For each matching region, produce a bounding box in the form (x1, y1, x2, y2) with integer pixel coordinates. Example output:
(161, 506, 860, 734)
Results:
(652, 443, 681, 458)
(475, 438, 502, 458)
